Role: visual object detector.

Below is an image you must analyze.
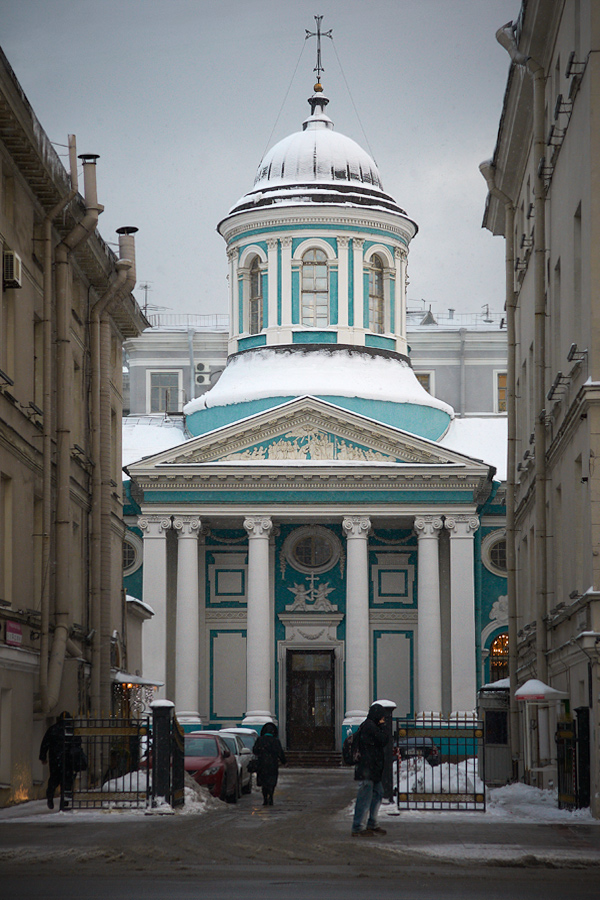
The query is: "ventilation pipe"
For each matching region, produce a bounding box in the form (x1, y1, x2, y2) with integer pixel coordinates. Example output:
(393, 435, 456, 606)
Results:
(479, 158, 519, 765)
(42, 155, 102, 714)
(90, 227, 137, 715)
(496, 21, 548, 682)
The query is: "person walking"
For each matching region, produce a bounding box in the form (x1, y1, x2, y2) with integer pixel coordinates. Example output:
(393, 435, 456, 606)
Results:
(252, 721, 286, 806)
(351, 702, 389, 836)
(39, 711, 82, 810)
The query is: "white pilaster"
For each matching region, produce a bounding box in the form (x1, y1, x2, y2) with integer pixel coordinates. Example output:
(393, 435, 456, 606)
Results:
(445, 514, 479, 713)
(343, 515, 371, 718)
(173, 516, 201, 722)
(281, 236, 292, 327)
(414, 516, 443, 715)
(352, 239, 364, 328)
(243, 515, 273, 721)
(139, 515, 171, 699)
(227, 247, 238, 336)
(337, 236, 349, 329)
(267, 239, 278, 330)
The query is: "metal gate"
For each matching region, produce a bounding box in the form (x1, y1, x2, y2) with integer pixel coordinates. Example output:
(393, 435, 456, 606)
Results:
(556, 707, 590, 810)
(395, 717, 486, 811)
(63, 717, 151, 810)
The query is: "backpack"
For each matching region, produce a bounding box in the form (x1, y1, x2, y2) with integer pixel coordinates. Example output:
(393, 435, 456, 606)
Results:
(342, 729, 361, 766)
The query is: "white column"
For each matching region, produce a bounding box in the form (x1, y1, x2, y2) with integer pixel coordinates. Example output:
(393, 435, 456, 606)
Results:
(227, 248, 238, 335)
(173, 515, 201, 721)
(445, 514, 479, 714)
(414, 516, 443, 715)
(139, 515, 171, 699)
(343, 515, 371, 718)
(243, 515, 273, 722)
(281, 236, 292, 327)
(352, 238, 364, 328)
(337, 236, 349, 329)
(267, 238, 278, 330)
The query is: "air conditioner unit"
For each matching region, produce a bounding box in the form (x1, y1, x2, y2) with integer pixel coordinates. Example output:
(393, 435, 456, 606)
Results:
(196, 362, 207, 372)
(3, 251, 23, 288)
(195, 373, 210, 385)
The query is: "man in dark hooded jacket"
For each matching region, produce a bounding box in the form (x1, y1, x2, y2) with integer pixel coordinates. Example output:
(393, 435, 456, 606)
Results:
(39, 711, 82, 810)
(351, 702, 388, 836)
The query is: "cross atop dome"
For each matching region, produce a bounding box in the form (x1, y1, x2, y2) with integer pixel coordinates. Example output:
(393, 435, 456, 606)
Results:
(305, 14, 333, 92)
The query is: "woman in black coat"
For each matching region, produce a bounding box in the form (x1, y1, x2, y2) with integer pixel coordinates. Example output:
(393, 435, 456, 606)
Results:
(252, 722, 286, 806)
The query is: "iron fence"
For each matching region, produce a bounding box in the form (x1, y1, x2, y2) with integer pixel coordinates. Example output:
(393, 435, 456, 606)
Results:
(394, 717, 486, 811)
(62, 717, 151, 810)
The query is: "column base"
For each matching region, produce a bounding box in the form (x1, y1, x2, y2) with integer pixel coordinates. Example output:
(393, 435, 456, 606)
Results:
(176, 711, 202, 725)
(344, 709, 368, 722)
(242, 712, 275, 729)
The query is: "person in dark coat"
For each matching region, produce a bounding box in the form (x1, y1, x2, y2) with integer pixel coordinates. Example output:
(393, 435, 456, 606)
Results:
(252, 721, 286, 806)
(39, 710, 82, 810)
(351, 702, 389, 836)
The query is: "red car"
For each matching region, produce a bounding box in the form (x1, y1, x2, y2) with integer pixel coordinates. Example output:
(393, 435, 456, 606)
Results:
(185, 732, 239, 802)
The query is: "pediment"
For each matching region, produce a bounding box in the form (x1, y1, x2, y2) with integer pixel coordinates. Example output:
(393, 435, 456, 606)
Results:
(127, 397, 490, 473)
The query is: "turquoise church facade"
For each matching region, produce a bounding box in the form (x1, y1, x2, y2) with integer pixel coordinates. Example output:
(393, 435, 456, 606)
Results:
(124, 83, 507, 750)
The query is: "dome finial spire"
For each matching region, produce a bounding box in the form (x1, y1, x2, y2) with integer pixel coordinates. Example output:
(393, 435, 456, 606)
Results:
(305, 14, 332, 93)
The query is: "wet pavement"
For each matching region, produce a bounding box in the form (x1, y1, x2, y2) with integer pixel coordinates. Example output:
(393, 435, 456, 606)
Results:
(1, 768, 600, 898)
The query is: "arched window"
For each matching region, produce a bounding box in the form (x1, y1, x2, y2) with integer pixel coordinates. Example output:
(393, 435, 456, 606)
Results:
(301, 248, 329, 327)
(490, 633, 509, 682)
(368, 254, 385, 333)
(248, 256, 263, 334)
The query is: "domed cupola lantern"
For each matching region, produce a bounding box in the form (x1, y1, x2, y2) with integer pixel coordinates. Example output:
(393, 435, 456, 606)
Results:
(187, 19, 453, 442)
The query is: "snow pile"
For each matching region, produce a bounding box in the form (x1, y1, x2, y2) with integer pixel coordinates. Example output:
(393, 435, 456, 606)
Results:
(184, 348, 453, 417)
(394, 757, 484, 809)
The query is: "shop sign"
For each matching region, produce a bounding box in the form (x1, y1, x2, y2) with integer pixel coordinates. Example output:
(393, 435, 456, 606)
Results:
(5, 621, 22, 647)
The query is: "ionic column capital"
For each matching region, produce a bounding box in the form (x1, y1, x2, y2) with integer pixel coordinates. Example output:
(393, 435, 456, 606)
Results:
(414, 515, 443, 538)
(172, 516, 201, 537)
(445, 514, 480, 537)
(342, 515, 371, 539)
(138, 515, 172, 536)
(244, 515, 273, 539)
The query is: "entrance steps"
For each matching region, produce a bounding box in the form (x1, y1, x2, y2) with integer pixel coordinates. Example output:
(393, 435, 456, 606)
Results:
(285, 750, 343, 768)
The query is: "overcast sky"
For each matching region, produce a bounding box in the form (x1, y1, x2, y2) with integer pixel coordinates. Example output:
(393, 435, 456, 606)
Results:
(1, 0, 519, 320)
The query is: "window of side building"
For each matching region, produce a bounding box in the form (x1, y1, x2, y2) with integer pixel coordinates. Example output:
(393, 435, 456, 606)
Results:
(148, 370, 181, 413)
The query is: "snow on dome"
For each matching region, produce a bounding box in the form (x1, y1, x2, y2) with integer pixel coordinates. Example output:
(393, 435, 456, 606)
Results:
(225, 95, 412, 220)
(183, 348, 453, 418)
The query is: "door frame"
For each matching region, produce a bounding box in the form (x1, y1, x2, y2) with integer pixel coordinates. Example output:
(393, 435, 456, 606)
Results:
(277, 632, 344, 750)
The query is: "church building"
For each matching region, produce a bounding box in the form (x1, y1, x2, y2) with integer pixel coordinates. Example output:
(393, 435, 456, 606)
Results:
(125, 75, 507, 750)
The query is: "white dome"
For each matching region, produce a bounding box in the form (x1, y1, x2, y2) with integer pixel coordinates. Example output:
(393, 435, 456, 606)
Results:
(226, 95, 410, 218)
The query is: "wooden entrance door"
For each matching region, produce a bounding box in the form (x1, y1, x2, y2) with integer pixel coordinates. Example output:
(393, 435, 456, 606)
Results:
(286, 650, 335, 751)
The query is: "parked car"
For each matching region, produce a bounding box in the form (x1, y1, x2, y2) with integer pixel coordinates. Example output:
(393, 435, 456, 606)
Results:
(218, 731, 253, 795)
(395, 736, 440, 767)
(185, 732, 239, 801)
(220, 727, 259, 752)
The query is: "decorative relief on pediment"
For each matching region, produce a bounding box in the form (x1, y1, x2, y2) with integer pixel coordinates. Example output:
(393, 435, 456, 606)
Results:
(223, 427, 395, 462)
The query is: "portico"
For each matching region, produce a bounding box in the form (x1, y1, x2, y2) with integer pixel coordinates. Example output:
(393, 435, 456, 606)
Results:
(129, 397, 488, 746)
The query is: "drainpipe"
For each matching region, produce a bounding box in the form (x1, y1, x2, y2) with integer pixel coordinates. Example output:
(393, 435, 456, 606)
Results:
(496, 21, 548, 682)
(479, 159, 519, 765)
(90, 227, 137, 715)
(39, 136, 79, 714)
(46, 155, 102, 713)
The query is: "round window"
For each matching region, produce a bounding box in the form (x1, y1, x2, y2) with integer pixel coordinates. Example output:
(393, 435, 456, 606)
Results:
(122, 533, 143, 576)
(481, 530, 508, 578)
(283, 526, 341, 575)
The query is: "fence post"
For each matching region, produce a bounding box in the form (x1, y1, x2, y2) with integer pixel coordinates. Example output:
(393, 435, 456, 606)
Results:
(377, 699, 397, 802)
(152, 700, 174, 806)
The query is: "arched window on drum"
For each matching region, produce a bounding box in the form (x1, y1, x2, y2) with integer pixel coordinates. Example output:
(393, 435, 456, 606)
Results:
(368, 254, 385, 334)
(248, 256, 263, 334)
(301, 249, 329, 327)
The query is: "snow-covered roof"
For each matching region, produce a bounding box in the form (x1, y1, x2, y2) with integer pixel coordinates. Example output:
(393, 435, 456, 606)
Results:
(439, 415, 507, 481)
(183, 348, 453, 418)
(122, 415, 188, 468)
(225, 95, 413, 221)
